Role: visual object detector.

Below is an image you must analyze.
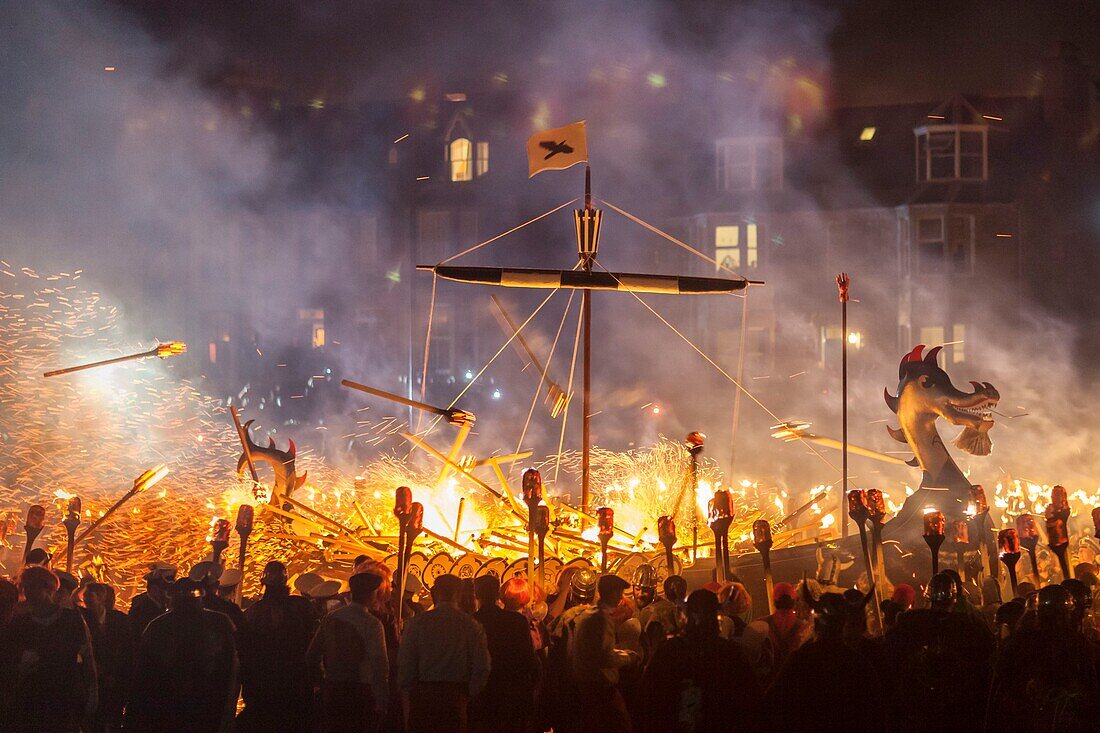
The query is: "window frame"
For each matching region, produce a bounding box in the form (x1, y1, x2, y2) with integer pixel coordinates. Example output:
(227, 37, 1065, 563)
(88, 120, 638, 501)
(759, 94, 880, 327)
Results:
(715, 137, 783, 192)
(913, 124, 988, 183)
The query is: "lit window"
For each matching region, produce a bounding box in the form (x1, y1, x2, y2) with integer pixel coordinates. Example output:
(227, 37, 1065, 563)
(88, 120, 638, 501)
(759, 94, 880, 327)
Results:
(859, 126, 876, 141)
(312, 324, 326, 348)
(914, 125, 987, 182)
(208, 342, 217, 364)
(713, 223, 760, 270)
(449, 138, 472, 182)
(476, 142, 489, 177)
(919, 326, 945, 348)
(952, 324, 965, 363)
(715, 138, 782, 191)
(715, 226, 740, 270)
(915, 215, 973, 274)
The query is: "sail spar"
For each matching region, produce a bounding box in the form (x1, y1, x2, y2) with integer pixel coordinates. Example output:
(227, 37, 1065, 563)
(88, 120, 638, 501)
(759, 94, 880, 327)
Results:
(416, 265, 758, 294)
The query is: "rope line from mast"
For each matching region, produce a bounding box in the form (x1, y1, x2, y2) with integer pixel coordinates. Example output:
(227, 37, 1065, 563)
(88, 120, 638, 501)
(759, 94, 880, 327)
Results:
(415, 271, 439, 433)
(590, 258, 846, 483)
(555, 292, 585, 487)
(438, 199, 579, 265)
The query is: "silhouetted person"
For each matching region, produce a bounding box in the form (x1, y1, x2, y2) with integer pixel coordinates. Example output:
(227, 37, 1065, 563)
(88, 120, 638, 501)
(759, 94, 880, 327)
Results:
(128, 562, 175, 637)
(307, 571, 389, 733)
(882, 572, 994, 733)
(742, 582, 810, 682)
(637, 574, 686, 638)
(570, 575, 638, 733)
(766, 584, 883, 732)
(127, 578, 238, 732)
(641, 589, 761, 732)
(190, 560, 245, 630)
(2, 566, 97, 732)
(470, 575, 538, 733)
(987, 584, 1100, 732)
(238, 561, 318, 732)
(398, 574, 490, 733)
(81, 582, 133, 733)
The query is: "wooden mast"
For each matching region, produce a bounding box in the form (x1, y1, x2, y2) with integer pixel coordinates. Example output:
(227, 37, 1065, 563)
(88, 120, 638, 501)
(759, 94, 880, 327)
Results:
(581, 166, 593, 520)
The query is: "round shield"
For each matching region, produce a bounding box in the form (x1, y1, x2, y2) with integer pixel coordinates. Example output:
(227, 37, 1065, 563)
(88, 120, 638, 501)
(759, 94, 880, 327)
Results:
(649, 550, 682, 582)
(450, 554, 481, 580)
(423, 552, 453, 586)
(475, 557, 508, 579)
(405, 551, 428, 582)
(610, 551, 647, 581)
(539, 557, 564, 592)
(382, 553, 400, 572)
(502, 557, 529, 584)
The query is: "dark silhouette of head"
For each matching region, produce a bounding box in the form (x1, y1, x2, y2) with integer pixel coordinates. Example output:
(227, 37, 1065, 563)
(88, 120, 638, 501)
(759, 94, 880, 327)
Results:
(261, 561, 288, 590)
(432, 574, 462, 605)
(774, 582, 797, 611)
(927, 572, 958, 611)
(664, 575, 687, 603)
(803, 582, 874, 639)
(597, 575, 629, 609)
(685, 589, 721, 639)
(18, 565, 59, 607)
(349, 572, 382, 605)
(167, 578, 204, 611)
(1036, 584, 1074, 631)
(0, 577, 18, 625)
(473, 574, 501, 610)
(995, 598, 1025, 633)
(1061, 578, 1091, 629)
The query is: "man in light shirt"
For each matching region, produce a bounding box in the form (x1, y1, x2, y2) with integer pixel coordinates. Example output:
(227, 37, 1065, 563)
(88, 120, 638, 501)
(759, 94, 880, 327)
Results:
(398, 573, 490, 733)
(307, 572, 388, 732)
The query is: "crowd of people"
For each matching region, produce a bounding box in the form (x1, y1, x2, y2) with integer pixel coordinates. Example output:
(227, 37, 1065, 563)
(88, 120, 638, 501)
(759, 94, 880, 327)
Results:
(1, 547, 1099, 732)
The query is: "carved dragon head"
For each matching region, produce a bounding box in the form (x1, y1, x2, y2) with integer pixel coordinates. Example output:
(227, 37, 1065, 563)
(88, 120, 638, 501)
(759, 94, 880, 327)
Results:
(235, 420, 307, 502)
(884, 345, 1000, 456)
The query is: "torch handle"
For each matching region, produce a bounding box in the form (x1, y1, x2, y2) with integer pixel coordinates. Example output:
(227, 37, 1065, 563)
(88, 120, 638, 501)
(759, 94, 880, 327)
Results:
(713, 534, 725, 583)
(211, 541, 228, 567)
(1051, 545, 1072, 581)
(73, 488, 138, 545)
(65, 526, 77, 574)
(857, 523, 885, 633)
(42, 347, 159, 378)
(1025, 546, 1040, 585)
(664, 546, 675, 576)
(600, 537, 610, 574)
(23, 526, 43, 563)
(395, 525, 408, 624)
(760, 548, 775, 615)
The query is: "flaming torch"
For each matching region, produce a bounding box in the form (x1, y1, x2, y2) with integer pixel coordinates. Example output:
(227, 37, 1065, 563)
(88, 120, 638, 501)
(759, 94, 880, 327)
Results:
(74, 464, 169, 546)
(1015, 514, 1041, 585)
(62, 497, 81, 573)
(969, 484, 997, 579)
(1045, 485, 1072, 580)
(998, 528, 1021, 597)
(866, 489, 887, 585)
(394, 486, 413, 622)
(43, 341, 186, 378)
(23, 504, 46, 564)
(597, 507, 615, 573)
(657, 515, 677, 577)
(398, 502, 425, 623)
(234, 504, 254, 604)
(923, 509, 946, 576)
(534, 505, 551, 591)
(685, 432, 705, 563)
(523, 469, 543, 592)
(208, 517, 231, 566)
(708, 489, 733, 582)
(752, 519, 775, 614)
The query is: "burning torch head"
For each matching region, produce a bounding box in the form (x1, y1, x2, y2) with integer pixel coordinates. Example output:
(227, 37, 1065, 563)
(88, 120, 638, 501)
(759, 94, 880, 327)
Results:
(969, 484, 989, 515)
(209, 518, 231, 545)
(752, 519, 773, 551)
(66, 497, 81, 518)
(1046, 485, 1070, 521)
(998, 528, 1021, 555)
(1014, 514, 1039, 542)
(922, 510, 945, 538)
(408, 502, 425, 536)
(596, 507, 614, 540)
(953, 520, 969, 546)
(26, 504, 45, 531)
(235, 504, 255, 537)
(866, 489, 886, 523)
(394, 486, 412, 518)
(707, 490, 733, 525)
(522, 468, 543, 504)
(847, 490, 870, 524)
(685, 431, 705, 455)
(657, 515, 676, 546)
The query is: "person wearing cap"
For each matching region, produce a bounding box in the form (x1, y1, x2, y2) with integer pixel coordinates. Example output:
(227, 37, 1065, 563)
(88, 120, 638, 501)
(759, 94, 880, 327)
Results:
(127, 578, 238, 732)
(215, 568, 243, 604)
(80, 582, 133, 733)
(189, 561, 245, 631)
(238, 561, 318, 732)
(128, 562, 176, 637)
(397, 574, 490, 733)
(742, 581, 810, 682)
(569, 575, 638, 733)
(470, 575, 538, 733)
(2, 565, 98, 731)
(641, 589, 760, 732)
(307, 571, 389, 732)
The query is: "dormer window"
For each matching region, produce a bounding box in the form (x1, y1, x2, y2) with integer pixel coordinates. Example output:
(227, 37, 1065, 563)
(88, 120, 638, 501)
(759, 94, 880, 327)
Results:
(914, 125, 987, 182)
(444, 114, 488, 183)
(716, 137, 782, 192)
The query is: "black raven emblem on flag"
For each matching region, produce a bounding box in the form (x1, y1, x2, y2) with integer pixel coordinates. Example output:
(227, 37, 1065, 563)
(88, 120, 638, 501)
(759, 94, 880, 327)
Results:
(539, 140, 574, 160)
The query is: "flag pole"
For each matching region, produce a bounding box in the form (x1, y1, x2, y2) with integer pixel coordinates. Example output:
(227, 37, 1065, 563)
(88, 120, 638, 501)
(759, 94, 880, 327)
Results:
(837, 273, 850, 540)
(580, 165, 594, 522)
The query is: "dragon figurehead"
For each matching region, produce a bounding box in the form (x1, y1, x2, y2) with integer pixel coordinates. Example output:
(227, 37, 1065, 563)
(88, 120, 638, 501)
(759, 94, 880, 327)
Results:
(235, 420, 307, 504)
(884, 345, 999, 496)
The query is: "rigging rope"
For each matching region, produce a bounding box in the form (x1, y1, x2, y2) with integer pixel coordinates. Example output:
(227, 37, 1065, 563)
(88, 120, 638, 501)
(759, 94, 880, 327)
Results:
(554, 294, 585, 486)
(597, 198, 749, 285)
(438, 198, 579, 265)
(513, 289, 576, 471)
(415, 271, 439, 433)
(591, 258, 847, 483)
